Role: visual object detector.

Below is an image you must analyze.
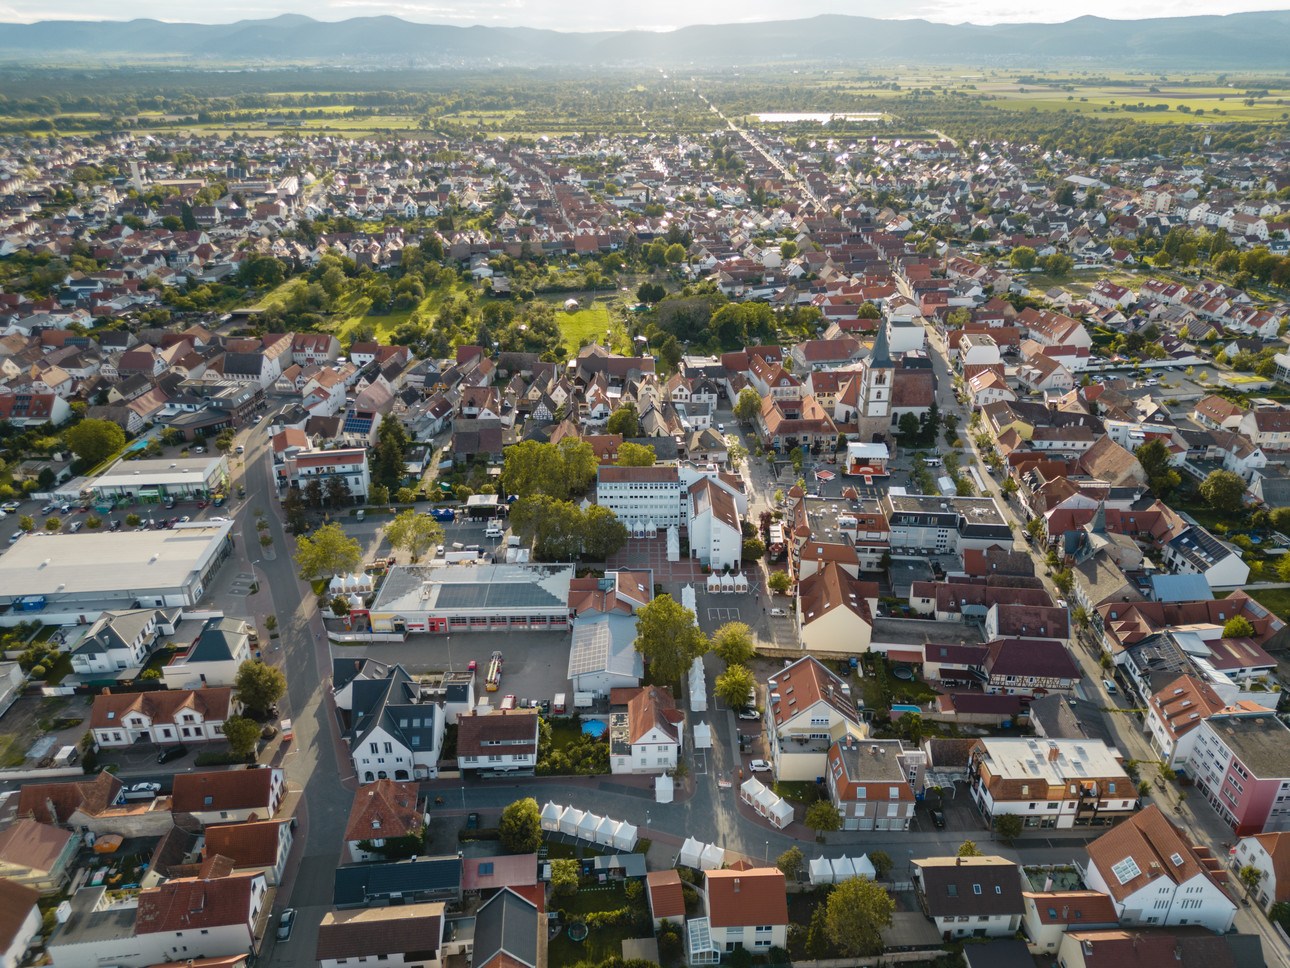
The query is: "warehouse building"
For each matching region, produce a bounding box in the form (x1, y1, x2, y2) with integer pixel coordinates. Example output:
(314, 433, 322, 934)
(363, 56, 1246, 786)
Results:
(0, 522, 235, 626)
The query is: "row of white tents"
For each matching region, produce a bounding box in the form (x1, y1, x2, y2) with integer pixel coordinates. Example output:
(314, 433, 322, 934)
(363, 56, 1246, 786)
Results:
(539, 802, 640, 851)
(678, 837, 728, 870)
(739, 777, 795, 829)
(689, 656, 707, 712)
(808, 854, 878, 884)
(705, 573, 750, 593)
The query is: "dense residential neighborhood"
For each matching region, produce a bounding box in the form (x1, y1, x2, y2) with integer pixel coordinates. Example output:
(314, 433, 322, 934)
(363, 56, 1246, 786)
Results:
(2, 80, 1290, 968)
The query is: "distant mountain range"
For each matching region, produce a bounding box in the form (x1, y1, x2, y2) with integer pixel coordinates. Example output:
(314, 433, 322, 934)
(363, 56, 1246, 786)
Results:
(1, 11, 1289, 69)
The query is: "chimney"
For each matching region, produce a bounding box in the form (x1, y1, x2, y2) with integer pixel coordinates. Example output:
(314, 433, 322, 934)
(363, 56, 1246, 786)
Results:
(1048, 745, 1059, 763)
(956, 856, 963, 866)
(45, 798, 58, 826)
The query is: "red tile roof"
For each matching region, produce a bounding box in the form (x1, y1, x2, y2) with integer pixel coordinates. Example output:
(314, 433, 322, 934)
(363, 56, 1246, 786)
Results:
(171, 769, 279, 814)
(344, 780, 425, 842)
(647, 869, 686, 920)
(705, 868, 787, 928)
(136, 872, 261, 934)
(203, 819, 287, 869)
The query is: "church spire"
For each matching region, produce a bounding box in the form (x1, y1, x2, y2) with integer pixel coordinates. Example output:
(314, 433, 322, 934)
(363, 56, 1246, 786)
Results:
(868, 318, 893, 370)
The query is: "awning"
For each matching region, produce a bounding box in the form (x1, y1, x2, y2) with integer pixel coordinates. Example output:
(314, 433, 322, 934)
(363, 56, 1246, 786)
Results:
(815, 470, 836, 482)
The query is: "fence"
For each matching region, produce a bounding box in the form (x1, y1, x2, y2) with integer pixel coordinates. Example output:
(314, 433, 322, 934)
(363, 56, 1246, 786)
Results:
(792, 952, 934, 968)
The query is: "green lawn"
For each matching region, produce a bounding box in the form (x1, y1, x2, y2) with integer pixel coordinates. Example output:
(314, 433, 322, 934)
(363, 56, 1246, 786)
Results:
(547, 885, 640, 966)
(557, 305, 612, 355)
(549, 720, 585, 752)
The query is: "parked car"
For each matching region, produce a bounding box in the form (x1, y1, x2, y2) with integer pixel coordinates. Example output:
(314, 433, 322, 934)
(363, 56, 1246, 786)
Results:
(156, 745, 188, 764)
(930, 808, 946, 829)
(109, 520, 120, 531)
(277, 909, 295, 941)
(68, 520, 83, 533)
(466, 812, 479, 830)
(738, 709, 760, 721)
(748, 759, 772, 773)
(214, 496, 225, 506)
(770, 608, 787, 617)
(124, 782, 161, 801)
(40, 505, 55, 515)
(1, 502, 20, 513)
(1103, 679, 1118, 695)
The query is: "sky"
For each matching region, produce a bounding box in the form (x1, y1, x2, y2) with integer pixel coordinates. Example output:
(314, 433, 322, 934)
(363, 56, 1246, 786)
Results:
(0, 0, 1285, 28)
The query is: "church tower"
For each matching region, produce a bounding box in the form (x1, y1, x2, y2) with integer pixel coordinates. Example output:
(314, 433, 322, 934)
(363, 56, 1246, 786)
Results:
(856, 321, 895, 441)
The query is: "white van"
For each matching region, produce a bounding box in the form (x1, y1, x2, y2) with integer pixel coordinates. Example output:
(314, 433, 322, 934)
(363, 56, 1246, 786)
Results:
(484, 524, 504, 539)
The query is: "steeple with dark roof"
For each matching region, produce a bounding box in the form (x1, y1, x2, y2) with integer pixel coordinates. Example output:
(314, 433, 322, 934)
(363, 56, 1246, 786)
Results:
(868, 320, 893, 370)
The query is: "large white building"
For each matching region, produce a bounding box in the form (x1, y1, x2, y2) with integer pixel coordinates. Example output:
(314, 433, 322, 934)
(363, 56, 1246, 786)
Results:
(687, 477, 742, 572)
(365, 564, 573, 635)
(89, 455, 230, 504)
(1082, 804, 1237, 933)
(282, 447, 371, 502)
(0, 522, 234, 625)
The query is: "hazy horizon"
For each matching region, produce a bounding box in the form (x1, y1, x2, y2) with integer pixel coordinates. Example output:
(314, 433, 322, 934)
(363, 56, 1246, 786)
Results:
(2, 0, 1288, 30)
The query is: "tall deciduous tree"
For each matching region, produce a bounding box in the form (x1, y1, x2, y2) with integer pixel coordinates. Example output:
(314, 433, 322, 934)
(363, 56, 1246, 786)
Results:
(372, 416, 410, 491)
(1199, 469, 1247, 514)
(824, 877, 894, 957)
(293, 523, 362, 580)
(64, 418, 125, 466)
(714, 664, 755, 710)
(499, 797, 542, 853)
(606, 404, 641, 438)
(805, 800, 841, 834)
(233, 660, 287, 718)
(222, 714, 261, 759)
(615, 442, 656, 467)
(712, 622, 755, 666)
(734, 387, 763, 423)
(384, 509, 444, 562)
(633, 594, 709, 685)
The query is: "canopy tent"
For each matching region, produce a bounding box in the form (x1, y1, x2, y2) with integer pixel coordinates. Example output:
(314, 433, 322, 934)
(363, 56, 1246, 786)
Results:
(613, 822, 639, 850)
(577, 812, 601, 842)
(540, 801, 562, 832)
(667, 526, 680, 562)
(720, 573, 735, 591)
(681, 584, 697, 614)
(595, 815, 620, 847)
(656, 774, 675, 804)
(768, 799, 794, 829)
(855, 854, 877, 880)
(559, 806, 583, 836)
(733, 573, 749, 593)
(679, 837, 704, 868)
(707, 574, 722, 593)
(646, 520, 658, 537)
(831, 856, 855, 881)
(809, 856, 834, 885)
(689, 657, 708, 712)
(693, 722, 712, 749)
(700, 843, 725, 870)
(740, 776, 765, 804)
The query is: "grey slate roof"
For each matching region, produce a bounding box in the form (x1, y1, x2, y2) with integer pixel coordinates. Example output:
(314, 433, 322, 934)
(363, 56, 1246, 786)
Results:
(474, 888, 539, 968)
(333, 856, 462, 908)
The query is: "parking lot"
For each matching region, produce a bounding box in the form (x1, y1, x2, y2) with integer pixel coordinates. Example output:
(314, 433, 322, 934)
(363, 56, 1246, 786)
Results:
(353, 629, 575, 707)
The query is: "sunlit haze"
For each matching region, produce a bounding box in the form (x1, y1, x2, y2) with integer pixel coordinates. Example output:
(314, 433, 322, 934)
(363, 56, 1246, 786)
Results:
(1, 0, 1287, 27)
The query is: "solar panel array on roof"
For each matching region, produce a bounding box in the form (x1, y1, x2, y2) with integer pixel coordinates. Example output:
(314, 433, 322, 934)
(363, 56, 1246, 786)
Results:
(568, 623, 610, 678)
(343, 410, 376, 435)
(433, 582, 562, 610)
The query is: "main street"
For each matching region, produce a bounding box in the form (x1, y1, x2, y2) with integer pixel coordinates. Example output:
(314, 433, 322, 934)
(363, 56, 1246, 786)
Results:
(228, 414, 352, 968)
